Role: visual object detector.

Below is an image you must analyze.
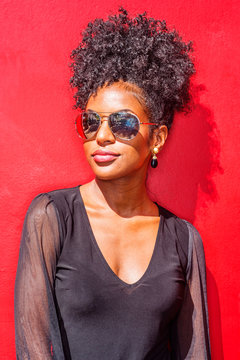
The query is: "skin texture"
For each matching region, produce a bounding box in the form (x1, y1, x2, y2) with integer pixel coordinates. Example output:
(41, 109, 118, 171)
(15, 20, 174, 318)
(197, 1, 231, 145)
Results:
(80, 82, 168, 285)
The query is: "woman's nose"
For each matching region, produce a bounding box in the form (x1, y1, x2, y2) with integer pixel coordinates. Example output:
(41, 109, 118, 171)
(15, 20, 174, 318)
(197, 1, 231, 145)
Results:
(96, 118, 116, 145)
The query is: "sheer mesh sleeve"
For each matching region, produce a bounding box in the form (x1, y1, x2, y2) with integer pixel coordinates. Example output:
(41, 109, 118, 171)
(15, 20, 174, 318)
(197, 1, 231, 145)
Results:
(14, 194, 65, 359)
(170, 220, 211, 359)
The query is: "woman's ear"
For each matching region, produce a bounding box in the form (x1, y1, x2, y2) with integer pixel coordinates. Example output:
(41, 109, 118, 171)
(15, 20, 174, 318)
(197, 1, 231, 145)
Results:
(151, 125, 168, 151)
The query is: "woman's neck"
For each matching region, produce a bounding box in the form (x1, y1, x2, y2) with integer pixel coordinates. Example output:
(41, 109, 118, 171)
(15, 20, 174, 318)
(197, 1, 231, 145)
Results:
(86, 173, 157, 218)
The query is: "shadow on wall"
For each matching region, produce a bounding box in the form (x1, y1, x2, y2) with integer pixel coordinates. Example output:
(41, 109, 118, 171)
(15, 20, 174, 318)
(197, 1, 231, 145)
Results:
(147, 84, 224, 223)
(147, 84, 224, 359)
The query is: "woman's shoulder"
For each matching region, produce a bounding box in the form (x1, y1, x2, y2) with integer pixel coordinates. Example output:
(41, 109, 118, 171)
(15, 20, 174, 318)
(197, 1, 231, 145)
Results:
(156, 203, 203, 269)
(157, 203, 189, 237)
(157, 203, 201, 241)
(26, 185, 81, 243)
(46, 185, 80, 202)
(29, 185, 80, 211)
(27, 185, 80, 222)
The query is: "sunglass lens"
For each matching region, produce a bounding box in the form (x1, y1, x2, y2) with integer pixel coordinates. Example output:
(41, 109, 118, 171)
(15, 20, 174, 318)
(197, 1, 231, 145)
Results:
(81, 112, 100, 139)
(109, 112, 139, 140)
(75, 115, 86, 138)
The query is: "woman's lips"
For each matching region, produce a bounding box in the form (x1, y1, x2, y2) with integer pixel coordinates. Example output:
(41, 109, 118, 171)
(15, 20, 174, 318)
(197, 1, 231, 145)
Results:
(92, 150, 120, 163)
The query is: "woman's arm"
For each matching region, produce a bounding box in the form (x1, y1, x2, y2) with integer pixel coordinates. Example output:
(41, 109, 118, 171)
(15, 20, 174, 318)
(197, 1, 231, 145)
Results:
(14, 194, 65, 359)
(170, 221, 211, 360)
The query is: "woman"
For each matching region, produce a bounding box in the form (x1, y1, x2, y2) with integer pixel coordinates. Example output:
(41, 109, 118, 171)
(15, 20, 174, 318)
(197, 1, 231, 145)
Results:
(14, 8, 211, 360)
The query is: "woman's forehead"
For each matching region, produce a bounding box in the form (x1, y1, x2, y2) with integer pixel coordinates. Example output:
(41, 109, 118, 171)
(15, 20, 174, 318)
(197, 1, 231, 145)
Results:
(86, 82, 147, 117)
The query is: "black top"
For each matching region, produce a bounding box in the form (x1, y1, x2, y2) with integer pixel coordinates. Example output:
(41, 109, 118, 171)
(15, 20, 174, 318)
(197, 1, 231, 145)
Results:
(14, 186, 211, 359)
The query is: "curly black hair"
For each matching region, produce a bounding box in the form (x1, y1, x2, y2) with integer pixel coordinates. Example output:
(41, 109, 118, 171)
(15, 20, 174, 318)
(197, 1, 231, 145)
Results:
(70, 7, 195, 131)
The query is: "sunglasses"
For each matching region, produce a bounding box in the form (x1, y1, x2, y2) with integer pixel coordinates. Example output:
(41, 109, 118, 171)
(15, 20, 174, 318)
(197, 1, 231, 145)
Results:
(75, 110, 156, 141)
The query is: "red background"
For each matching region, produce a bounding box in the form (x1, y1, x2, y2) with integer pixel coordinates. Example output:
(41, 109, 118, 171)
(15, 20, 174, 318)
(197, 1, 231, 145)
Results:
(1, 0, 240, 358)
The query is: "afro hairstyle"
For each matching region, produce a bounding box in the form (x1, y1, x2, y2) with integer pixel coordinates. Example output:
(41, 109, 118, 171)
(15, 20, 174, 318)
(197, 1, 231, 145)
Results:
(70, 7, 195, 131)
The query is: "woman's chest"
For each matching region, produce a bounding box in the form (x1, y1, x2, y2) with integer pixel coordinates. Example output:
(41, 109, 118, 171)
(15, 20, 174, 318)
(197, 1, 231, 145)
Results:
(85, 214, 161, 284)
(55, 220, 186, 325)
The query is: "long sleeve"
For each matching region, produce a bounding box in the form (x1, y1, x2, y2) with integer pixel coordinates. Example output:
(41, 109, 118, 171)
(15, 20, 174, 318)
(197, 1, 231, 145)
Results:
(170, 220, 211, 359)
(14, 194, 65, 359)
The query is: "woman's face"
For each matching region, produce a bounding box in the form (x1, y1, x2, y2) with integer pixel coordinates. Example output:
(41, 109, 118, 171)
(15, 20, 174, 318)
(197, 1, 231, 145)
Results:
(82, 82, 166, 181)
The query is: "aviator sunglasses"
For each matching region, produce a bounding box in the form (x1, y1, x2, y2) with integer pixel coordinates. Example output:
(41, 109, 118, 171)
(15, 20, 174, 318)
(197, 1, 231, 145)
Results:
(75, 110, 156, 141)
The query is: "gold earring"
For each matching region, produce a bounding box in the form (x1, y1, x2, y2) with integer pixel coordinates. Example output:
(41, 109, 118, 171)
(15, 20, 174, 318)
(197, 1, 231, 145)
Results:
(151, 147, 159, 168)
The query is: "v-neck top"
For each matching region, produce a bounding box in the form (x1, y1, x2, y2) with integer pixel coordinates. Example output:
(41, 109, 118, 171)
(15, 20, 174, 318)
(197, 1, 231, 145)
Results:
(14, 185, 211, 360)
(53, 186, 188, 359)
(81, 189, 162, 288)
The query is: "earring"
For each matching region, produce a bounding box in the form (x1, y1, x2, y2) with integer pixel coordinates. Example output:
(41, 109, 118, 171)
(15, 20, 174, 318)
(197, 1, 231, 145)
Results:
(151, 147, 159, 168)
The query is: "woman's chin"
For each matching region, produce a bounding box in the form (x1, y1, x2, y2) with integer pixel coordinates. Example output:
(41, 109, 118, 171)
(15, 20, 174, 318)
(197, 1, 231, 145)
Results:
(93, 169, 127, 181)
(91, 164, 148, 183)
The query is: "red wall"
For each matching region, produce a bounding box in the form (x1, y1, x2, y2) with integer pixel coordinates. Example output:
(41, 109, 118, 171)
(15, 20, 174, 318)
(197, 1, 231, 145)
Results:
(1, 1, 239, 358)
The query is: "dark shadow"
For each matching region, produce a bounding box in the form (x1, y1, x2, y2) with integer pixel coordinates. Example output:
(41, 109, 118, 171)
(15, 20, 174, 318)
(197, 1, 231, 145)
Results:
(207, 268, 224, 360)
(147, 84, 224, 223)
(147, 84, 224, 357)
